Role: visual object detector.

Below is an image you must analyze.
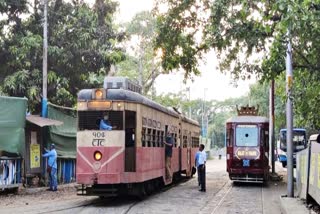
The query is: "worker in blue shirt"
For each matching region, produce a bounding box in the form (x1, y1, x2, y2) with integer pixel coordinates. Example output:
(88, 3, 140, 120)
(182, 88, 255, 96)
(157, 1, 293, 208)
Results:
(43, 144, 58, 191)
(195, 149, 201, 187)
(99, 113, 113, 130)
(197, 144, 206, 192)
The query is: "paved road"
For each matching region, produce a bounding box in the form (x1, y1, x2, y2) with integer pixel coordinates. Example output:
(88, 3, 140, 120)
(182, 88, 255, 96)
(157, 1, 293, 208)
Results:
(0, 158, 288, 214)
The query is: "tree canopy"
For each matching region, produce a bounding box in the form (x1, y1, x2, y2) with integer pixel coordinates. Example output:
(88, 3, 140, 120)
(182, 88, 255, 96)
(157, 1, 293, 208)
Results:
(155, 0, 320, 129)
(0, 0, 125, 111)
(154, 0, 320, 80)
(116, 11, 161, 97)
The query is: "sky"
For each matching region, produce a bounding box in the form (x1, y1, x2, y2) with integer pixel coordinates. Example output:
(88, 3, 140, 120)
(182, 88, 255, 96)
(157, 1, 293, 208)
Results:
(115, 0, 256, 101)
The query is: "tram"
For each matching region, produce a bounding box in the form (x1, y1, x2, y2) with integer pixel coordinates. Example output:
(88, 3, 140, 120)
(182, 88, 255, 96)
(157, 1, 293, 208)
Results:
(76, 77, 200, 196)
(226, 105, 270, 183)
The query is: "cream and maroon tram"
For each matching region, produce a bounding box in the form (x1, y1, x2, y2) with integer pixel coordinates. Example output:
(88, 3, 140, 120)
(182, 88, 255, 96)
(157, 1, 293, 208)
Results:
(226, 106, 270, 183)
(76, 77, 200, 196)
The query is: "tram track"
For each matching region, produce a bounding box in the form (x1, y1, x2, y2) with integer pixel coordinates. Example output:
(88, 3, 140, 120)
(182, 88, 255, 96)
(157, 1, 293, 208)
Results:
(210, 182, 233, 214)
(35, 197, 118, 214)
(121, 177, 191, 214)
(198, 180, 233, 214)
(33, 177, 190, 214)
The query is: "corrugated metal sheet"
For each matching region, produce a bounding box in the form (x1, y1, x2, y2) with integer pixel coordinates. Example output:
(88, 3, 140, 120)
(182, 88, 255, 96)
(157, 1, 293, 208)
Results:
(26, 115, 63, 127)
(296, 147, 309, 200)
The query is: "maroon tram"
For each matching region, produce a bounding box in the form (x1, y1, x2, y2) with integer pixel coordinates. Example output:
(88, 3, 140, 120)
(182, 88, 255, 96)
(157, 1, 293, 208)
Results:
(76, 77, 200, 196)
(226, 106, 269, 183)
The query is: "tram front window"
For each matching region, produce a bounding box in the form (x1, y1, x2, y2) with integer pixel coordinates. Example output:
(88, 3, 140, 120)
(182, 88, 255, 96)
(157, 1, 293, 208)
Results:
(236, 125, 258, 147)
(78, 110, 123, 130)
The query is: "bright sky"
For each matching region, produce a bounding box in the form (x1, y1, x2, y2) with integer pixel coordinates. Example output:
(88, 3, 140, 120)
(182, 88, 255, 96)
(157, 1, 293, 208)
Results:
(116, 0, 256, 101)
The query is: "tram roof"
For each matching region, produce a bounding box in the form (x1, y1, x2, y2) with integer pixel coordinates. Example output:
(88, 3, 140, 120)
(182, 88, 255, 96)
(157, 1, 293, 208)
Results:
(78, 88, 199, 126)
(226, 115, 269, 123)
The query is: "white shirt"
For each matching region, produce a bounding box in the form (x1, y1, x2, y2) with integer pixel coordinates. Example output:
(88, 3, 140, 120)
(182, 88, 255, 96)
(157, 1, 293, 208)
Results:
(198, 150, 207, 165)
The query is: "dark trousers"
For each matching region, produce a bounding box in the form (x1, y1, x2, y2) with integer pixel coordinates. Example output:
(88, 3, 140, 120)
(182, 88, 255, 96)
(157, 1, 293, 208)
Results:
(198, 164, 206, 191)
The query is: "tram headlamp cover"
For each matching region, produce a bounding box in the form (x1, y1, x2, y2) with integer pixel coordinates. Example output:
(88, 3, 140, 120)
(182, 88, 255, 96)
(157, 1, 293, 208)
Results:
(94, 151, 102, 161)
(95, 89, 103, 100)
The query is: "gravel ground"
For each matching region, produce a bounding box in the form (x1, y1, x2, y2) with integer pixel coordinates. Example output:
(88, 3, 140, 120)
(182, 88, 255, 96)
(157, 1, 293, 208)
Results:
(0, 183, 79, 208)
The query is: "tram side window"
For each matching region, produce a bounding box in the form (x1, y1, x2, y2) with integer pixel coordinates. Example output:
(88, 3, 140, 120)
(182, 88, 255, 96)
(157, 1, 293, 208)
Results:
(192, 137, 199, 148)
(183, 135, 188, 148)
(152, 129, 156, 147)
(226, 128, 233, 147)
(173, 132, 177, 147)
(160, 130, 164, 147)
(142, 128, 146, 147)
(141, 128, 162, 147)
(156, 130, 160, 147)
(261, 129, 269, 149)
(147, 128, 152, 147)
(78, 111, 123, 130)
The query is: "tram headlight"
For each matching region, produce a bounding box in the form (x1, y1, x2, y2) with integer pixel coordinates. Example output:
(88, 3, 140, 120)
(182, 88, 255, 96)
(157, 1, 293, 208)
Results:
(94, 151, 102, 161)
(95, 89, 103, 100)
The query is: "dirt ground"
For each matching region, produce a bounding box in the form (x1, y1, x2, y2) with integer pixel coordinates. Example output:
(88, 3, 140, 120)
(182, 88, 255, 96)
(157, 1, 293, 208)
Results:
(0, 158, 306, 214)
(0, 183, 79, 207)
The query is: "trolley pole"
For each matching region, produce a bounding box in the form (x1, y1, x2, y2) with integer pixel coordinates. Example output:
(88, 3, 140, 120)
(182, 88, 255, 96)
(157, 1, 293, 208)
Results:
(269, 80, 275, 174)
(42, 0, 48, 118)
(187, 87, 191, 118)
(286, 31, 294, 197)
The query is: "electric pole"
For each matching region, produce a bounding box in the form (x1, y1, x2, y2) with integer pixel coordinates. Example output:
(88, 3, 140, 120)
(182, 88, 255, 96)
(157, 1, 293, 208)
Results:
(269, 80, 275, 174)
(42, 0, 48, 118)
(286, 31, 294, 197)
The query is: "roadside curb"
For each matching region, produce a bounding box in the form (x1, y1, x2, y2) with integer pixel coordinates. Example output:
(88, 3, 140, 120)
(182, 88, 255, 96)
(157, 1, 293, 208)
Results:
(279, 196, 309, 214)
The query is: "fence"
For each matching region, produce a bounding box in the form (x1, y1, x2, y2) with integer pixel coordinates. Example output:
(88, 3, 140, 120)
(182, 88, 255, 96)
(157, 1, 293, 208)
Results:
(297, 134, 320, 205)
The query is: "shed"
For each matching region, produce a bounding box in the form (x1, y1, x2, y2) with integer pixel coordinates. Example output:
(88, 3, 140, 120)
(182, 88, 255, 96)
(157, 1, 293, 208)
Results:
(25, 115, 63, 185)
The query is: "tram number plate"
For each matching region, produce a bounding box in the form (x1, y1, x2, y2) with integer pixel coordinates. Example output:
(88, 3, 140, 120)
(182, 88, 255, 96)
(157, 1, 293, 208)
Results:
(243, 159, 250, 167)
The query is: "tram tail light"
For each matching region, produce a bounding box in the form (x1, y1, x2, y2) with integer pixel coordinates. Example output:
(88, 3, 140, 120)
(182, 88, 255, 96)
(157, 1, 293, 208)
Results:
(94, 151, 102, 161)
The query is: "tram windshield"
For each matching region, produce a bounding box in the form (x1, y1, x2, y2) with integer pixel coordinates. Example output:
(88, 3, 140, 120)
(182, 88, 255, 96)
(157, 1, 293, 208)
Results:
(78, 110, 123, 131)
(235, 125, 258, 147)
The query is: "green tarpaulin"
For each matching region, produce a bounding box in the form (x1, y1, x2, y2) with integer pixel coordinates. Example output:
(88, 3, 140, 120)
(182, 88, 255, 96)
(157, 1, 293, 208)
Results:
(0, 96, 27, 156)
(47, 104, 76, 158)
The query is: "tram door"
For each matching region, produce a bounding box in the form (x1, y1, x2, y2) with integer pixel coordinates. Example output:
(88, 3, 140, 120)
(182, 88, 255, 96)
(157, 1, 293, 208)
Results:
(124, 111, 136, 172)
(187, 131, 192, 176)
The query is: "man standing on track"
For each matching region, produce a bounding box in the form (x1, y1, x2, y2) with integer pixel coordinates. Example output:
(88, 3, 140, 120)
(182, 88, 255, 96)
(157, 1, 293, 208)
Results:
(198, 144, 206, 192)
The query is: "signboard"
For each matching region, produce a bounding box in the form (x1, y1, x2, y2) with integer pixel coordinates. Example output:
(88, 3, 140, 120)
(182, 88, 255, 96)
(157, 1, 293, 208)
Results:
(235, 147, 260, 160)
(77, 130, 125, 147)
(30, 132, 40, 169)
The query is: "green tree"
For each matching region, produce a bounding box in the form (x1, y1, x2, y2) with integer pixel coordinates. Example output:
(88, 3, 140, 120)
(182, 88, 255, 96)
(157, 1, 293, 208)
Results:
(0, 0, 125, 111)
(154, 0, 320, 79)
(154, 0, 320, 130)
(116, 11, 161, 96)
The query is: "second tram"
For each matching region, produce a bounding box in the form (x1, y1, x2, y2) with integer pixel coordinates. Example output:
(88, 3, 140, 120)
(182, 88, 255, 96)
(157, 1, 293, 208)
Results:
(226, 106, 269, 183)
